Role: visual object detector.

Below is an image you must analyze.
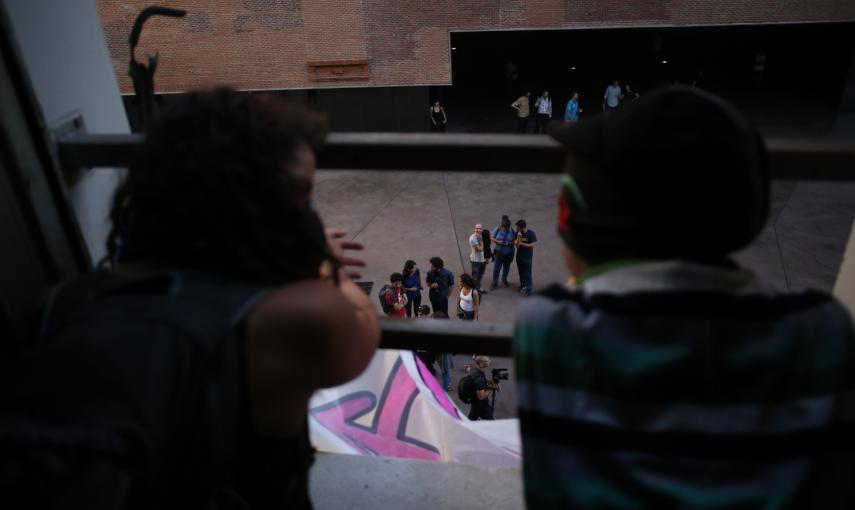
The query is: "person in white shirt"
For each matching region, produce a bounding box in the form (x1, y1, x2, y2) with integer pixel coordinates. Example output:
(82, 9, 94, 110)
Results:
(469, 223, 488, 293)
(456, 274, 480, 321)
(533, 90, 552, 133)
(603, 80, 623, 112)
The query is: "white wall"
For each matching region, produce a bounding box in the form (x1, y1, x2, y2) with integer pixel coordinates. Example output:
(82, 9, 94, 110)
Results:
(3, 0, 129, 264)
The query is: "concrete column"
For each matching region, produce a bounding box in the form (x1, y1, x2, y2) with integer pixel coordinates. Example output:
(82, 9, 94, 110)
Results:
(2, 0, 130, 264)
(834, 219, 855, 319)
(840, 50, 855, 112)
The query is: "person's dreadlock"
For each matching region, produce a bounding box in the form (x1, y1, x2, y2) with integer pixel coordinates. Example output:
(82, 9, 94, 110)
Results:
(105, 88, 329, 284)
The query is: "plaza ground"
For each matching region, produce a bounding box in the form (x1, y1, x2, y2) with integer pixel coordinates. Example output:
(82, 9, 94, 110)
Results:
(314, 169, 855, 418)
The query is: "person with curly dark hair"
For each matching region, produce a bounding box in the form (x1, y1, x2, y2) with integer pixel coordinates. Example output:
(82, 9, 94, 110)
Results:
(0, 89, 380, 509)
(402, 259, 423, 317)
(426, 256, 454, 316)
(456, 273, 480, 321)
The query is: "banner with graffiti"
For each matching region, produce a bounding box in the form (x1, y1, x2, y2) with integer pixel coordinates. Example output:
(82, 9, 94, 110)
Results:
(308, 349, 521, 468)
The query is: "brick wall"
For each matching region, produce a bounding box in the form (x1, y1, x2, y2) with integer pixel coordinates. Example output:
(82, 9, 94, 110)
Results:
(97, 0, 855, 93)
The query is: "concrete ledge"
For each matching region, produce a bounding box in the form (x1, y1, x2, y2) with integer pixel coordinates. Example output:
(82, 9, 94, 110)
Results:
(310, 453, 525, 510)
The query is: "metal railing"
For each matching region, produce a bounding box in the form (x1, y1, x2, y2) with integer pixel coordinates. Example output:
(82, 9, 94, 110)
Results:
(55, 132, 855, 354)
(379, 317, 513, 355)
(58, 132, 855, 178)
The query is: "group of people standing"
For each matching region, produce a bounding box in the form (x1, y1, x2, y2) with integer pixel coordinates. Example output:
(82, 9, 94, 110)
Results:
(384, 257, 460, 320)
(380, 216, 535, 396)
(473, 216, 537, 295)
(602, 79, 641, 112)
(511, 90, 583, 133)
(511, 80, 642, 134)
(382, 215, 538, 324)
(434, 79, 640, 134)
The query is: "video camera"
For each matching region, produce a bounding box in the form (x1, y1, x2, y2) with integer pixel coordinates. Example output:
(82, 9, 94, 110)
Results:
(491, 368, 509, 385)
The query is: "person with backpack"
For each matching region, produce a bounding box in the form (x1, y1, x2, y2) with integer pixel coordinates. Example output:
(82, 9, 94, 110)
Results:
(533, 89, 552, 134)
(490, 215, 517, 290)
(382, 272, 408, 318)
(458, 355, 497, 420)
(514, 219, 537, 296)
(0, 89, 380, 508)
(426, 257, 454, 316)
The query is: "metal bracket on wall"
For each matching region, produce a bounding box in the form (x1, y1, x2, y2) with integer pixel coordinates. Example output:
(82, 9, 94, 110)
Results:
(51, 112, 87, 186)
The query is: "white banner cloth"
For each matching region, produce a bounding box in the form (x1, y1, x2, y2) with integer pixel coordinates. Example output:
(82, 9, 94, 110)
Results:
(309, 349, 521, 468)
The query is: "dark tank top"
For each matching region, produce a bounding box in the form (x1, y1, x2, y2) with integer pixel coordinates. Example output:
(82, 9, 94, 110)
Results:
(0, 270, 314, 509)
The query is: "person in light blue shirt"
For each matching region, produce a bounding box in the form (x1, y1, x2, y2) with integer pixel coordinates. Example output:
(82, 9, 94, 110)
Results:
(563, 91, 581, 122)
(490, 215, 517, 289)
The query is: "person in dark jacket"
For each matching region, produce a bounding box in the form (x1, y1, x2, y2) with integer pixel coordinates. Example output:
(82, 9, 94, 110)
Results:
(426, 256, 454, 316)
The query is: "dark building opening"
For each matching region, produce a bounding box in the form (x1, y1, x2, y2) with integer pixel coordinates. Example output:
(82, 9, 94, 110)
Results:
(446, 22, 855, 135)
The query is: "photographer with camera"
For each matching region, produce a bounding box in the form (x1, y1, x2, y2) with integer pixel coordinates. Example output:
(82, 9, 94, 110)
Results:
(467, 355, 500, 420)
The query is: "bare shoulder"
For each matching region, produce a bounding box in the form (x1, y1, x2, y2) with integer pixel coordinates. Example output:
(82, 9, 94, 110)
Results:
(246, 280, 377, 388)
(249, 280, 346, 329)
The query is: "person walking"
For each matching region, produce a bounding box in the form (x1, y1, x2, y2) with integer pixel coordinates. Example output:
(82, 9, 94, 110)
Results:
(511, 91, 531, 133)
(402, 259, 423, 318)
(563, 91, 582, 122)
(490, 215, 517, 290)
(602, 80, 622, 112)
(533, 90, 552, 133)
(469, 224, 488, 293)
(430, 99, 447, 132)
(624, 83, 640, 102)
(457, 274, 481, 321)
(514, 219, 538, 296)
(426, 257, 454, 316)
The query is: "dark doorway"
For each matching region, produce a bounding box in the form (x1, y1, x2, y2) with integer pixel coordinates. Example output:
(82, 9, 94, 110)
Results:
(447, 22, 855, 135)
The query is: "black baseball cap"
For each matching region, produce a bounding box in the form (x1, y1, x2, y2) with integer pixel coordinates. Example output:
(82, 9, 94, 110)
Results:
(548, 85, 769, 263)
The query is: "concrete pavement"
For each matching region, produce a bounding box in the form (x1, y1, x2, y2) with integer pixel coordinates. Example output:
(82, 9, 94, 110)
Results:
(314, 169, 855, 419)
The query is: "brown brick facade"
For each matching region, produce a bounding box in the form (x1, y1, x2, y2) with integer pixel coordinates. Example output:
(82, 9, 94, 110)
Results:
(96, 1, 855, 93)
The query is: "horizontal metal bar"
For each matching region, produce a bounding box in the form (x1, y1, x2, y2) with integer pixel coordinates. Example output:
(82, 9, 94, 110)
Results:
(319, 133, 565, 173)
(764, 138, 855, 180)
(57, 133, 143, 169)
(57, 132, 855, 180)
(378, 318, 514, 356)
